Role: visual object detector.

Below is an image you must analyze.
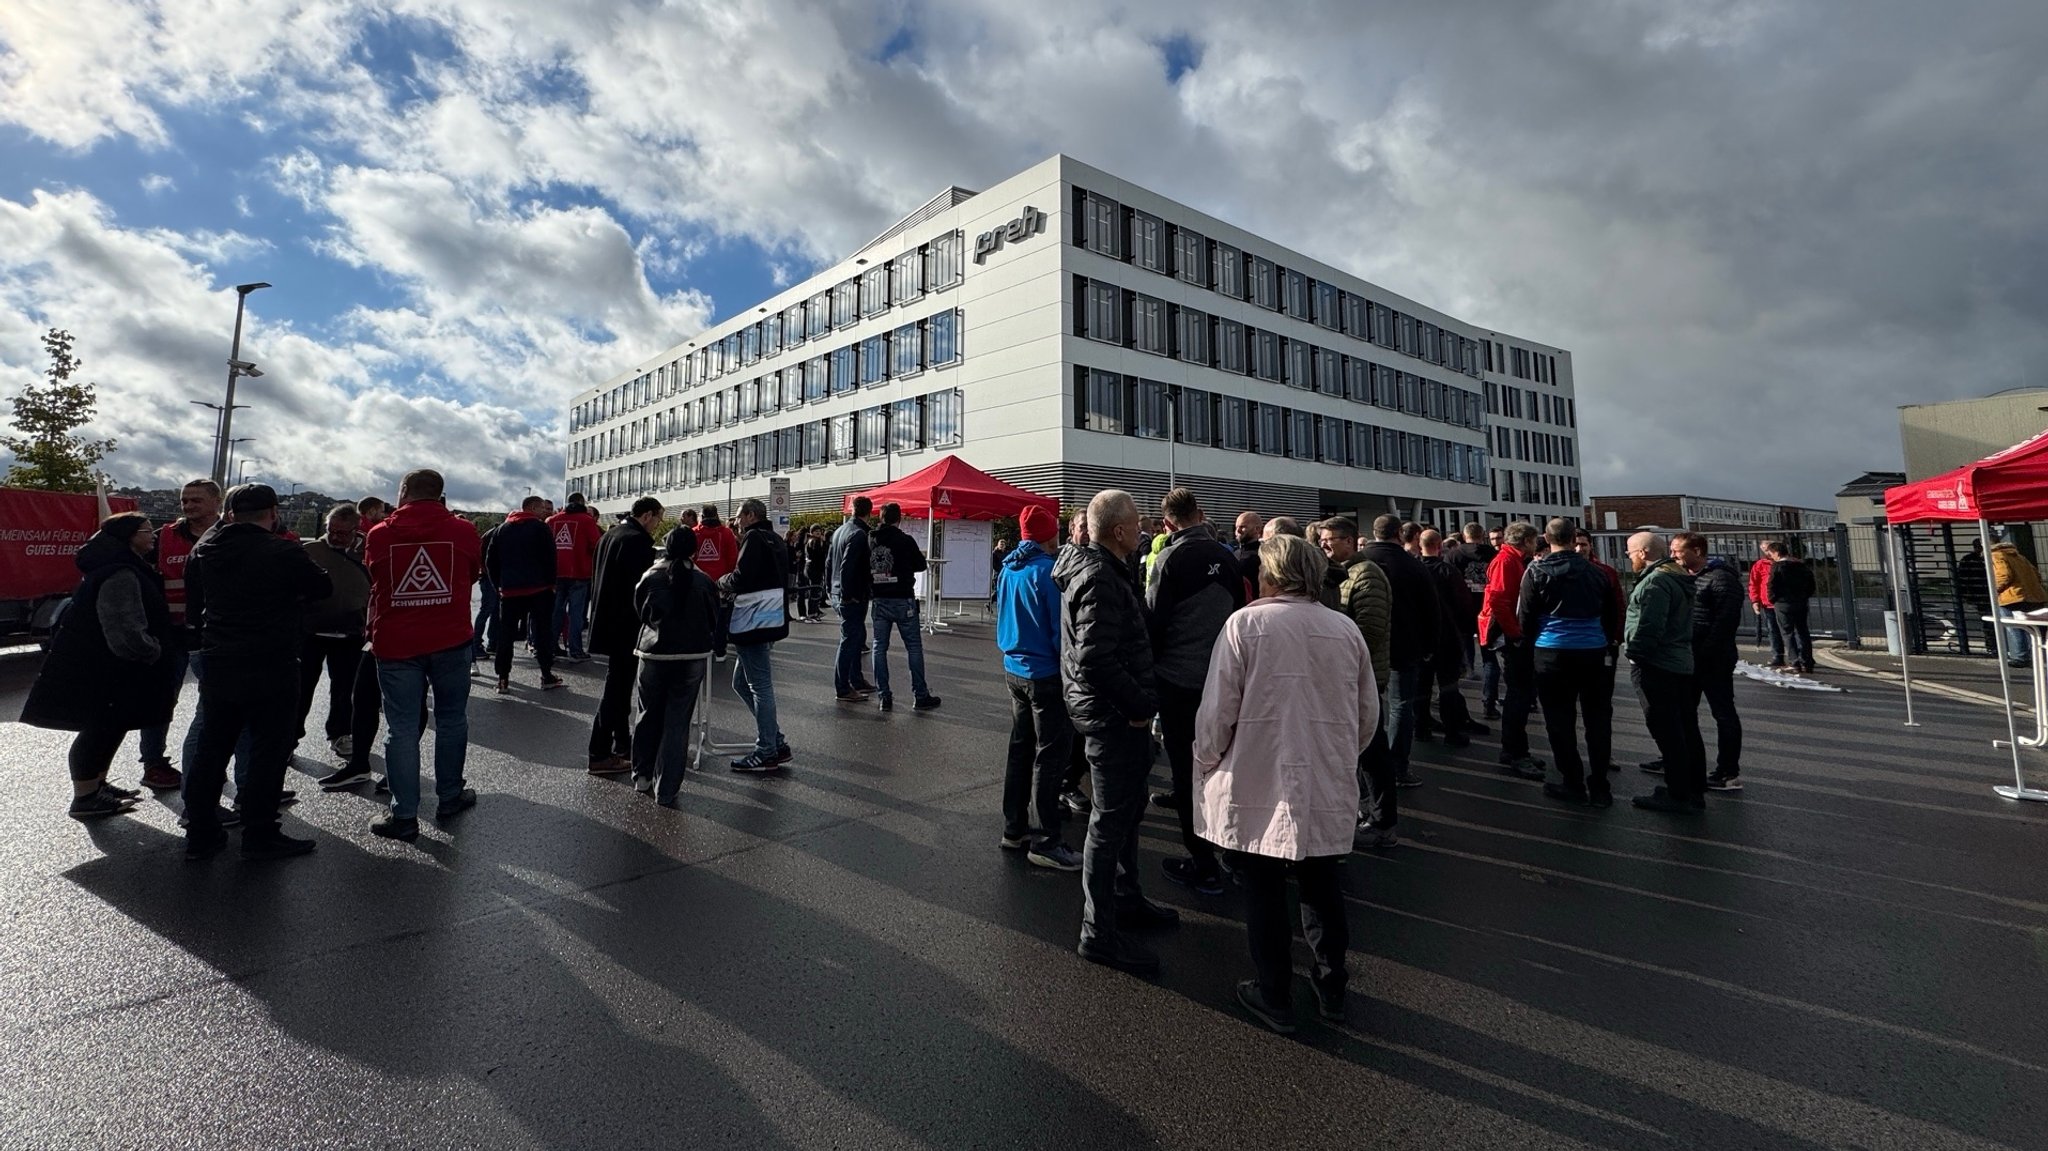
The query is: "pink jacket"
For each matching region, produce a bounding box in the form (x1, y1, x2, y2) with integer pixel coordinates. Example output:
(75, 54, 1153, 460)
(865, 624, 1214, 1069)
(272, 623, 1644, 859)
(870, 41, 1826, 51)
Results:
(1192, 595, 1380, 861)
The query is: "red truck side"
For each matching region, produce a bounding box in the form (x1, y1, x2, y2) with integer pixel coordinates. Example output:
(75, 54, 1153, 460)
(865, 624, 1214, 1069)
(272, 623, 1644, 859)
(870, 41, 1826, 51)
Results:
(0, 487, 139, 641)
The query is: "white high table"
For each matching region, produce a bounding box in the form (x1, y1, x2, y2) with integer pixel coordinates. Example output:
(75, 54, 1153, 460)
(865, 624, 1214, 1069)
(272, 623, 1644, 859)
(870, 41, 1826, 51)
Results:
(1984, 612, 2048, 801)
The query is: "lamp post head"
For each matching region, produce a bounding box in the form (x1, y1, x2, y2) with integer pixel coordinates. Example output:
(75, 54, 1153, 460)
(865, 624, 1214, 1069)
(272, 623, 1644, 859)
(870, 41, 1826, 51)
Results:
(235, 281, 272, 295)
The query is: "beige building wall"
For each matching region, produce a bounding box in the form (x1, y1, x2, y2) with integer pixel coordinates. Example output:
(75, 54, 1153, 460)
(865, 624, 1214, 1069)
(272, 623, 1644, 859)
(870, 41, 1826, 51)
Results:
(1899, 391, 2048, 480)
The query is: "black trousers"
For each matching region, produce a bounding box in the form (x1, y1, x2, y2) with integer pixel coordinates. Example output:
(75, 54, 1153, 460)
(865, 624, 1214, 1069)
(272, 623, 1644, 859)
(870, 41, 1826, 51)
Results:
(1003, 673, 1072, 842)
(1496, 638, 1537, 760)
(1632, 662, 1703, 801)
(1234, 852, 1349, 1008)
(590, 653, 637, 760)
(1691, 647, 1742, 776)
(297, 633, 362, 742)
(1534, 647, 1614, 794)
(1064, 719, 1091, 793)
(1416, 654, 1474, 734)
(345, 650, 384, 773)
(1079, 724, 1151, 948)
(632, 657, 706, 801)
(497, 590, 557, 678)
(69, 723, 128, 782)
(1773, 603, 1813, 668)
(186, 676, 299, 838)
(1156, 681, 1216, 873)
(1357, 711, 1397, 828)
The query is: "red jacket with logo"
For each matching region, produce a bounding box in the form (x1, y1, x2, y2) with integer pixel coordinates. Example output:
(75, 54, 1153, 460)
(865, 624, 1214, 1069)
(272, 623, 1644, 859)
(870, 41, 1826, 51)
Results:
(154, 518, 213, 626)
(546, 508, 602, 581)
(365, 500, 483, 661)
(694, 523, 739, 582)
(1478, 545, 1531, 645)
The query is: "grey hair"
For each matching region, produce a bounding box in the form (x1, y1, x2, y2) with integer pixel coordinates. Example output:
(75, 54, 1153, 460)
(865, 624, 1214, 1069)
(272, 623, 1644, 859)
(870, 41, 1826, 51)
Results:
(738, 497, 768, 521)
(1628, 529, 1666, 556)
(1258, 533, 1327, 598)
(326, 503, 360, 526)
(1086, 489, 1138, 541)
(1504, 520, 1540, 546)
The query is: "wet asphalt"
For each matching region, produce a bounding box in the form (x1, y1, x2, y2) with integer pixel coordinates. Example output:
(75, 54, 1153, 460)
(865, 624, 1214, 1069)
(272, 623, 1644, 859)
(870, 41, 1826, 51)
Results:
(1, 627, 2045, 1150)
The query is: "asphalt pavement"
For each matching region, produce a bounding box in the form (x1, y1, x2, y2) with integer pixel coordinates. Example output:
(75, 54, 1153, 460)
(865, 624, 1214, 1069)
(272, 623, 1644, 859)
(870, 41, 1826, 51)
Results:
(2, 626, 2046, 1150)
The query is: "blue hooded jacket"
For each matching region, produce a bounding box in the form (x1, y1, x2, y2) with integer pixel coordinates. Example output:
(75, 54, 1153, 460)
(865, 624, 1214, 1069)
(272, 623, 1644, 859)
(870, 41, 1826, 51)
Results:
(996, 540, 1060, 679)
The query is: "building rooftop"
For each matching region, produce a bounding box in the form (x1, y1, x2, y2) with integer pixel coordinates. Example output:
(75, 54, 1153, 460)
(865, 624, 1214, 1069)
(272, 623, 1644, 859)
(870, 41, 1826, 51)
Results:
(1835, 470, 1907, 498)
(848, 185, 978, 262)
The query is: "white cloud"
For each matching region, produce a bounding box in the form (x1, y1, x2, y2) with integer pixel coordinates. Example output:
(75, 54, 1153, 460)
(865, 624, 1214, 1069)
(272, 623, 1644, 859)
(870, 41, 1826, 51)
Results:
(139, 173, 175, 195)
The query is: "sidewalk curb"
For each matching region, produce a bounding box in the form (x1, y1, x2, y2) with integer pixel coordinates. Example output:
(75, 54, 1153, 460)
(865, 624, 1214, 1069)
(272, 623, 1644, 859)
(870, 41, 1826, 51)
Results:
(1814, 648, 2033, 714)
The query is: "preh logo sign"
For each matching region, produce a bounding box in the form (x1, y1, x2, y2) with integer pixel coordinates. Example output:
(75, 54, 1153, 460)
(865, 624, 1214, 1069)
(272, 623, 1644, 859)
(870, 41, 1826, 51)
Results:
(973, 205, 1046, 264)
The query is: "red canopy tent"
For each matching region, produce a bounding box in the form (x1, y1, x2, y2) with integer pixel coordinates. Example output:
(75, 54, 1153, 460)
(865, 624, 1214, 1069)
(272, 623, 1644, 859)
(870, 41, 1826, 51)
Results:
(1884, 430, 2048, 803)
(843, 455, 1058, 520)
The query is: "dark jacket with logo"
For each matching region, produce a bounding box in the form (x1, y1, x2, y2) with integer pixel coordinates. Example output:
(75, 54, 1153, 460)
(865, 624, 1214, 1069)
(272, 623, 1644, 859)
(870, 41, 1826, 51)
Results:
(22, 532, 179, 733)
(1692, 557, 1745, 657)
(486, 511, 557, 598)
(187, 521, 333, 699)
(589, 518, 657, 658)
(827, 516, 872, 603)
(1145, 523, 1244, 691)
(725, 520, 790, 646)
(1453, 541, 1496, 601)
(1361, 539, 1441, 670)
(869, 523, 927, 600)
(1054, 542, 1157, 732)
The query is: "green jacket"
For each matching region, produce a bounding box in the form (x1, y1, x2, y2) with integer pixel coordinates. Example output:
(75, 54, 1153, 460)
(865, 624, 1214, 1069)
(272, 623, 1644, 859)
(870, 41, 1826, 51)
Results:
(1625, 559, 1695, 675)
(1335, 556, 1392, 687)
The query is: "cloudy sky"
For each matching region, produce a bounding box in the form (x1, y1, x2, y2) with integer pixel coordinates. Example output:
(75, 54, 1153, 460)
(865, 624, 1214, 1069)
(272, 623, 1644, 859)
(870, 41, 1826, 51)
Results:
(2, 0, 2044, 509)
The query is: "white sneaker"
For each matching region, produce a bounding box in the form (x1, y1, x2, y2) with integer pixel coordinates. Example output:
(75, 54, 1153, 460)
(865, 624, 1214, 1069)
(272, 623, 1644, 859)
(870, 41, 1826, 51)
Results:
(330, 735, 353, 760)
(633, 775, 654, 794)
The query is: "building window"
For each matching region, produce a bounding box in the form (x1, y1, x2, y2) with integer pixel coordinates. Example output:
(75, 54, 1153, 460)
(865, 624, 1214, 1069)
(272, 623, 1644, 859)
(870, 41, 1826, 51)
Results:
(859, 406, 889, 458)
(830, 414, 855, 462)
(1254, 402, 1285, 456)
(1215, 318, 1247, 374)
(860, 335, 888, 386)
(1175, 306, 1210, 365)
(1130, 211, 1166, 273)
(1314, 348, 1342, 397)
(706, 392, 724, 430)
(778, 425, 801, 469)
(1351, 423, 1376, 469)
(759, 373, 780, 416)
(1076, 367, 1127, 434)
(926, 309, 961, 366)
(892, 254, 924, 304)
(891, 397, 923, 452)
(804, 356, 828, 402)
(1213, 243, 1243, 298)
(832, 278, 861, 328)
(1078, 190, 1120, 257)
(741, 325, 760, 366)
(926, 389, 963, 448)
(928, 230, 964, 289)
(804, 420, 827, 466)
(807, 291, 831, 339)
(1252, 329, 1283, 383)
(1288, 409, 1314, 460)
(1285, 338, 1312, 390)
(830, 346, 857, 395)
(738, 378, 758, 421)
(782, 303, 805, 349)
(1319, 415, 1348, 464)
(1179, 387, 1213, 447)
(1132, 293, 1169, 355)
(1133, 379, 1171, 440)
(1174, 227, 1207, 287)
(1283, 268, 1311, 321)
(1378, 427, 1399, 472)
(1219, 396, 1250, 451)
(892, 322, 922, 379)
(1314, 282, 1341, 331)
(739, 436, 759, 478)
(1079, 278, 1122, 344)
(862, 264, 890, 317)
(764, 315, 782, 358)
(1249, 255, 1278, 310)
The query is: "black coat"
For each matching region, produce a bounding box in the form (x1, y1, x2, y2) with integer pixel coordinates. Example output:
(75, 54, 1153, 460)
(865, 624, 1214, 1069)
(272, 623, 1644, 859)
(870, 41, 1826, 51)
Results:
(1053, 542, 1157, 732)
(187, 521, 333, 699)
(727, 520, 791, 646)
(634, 558, 719, 657)
(1692, 559, 1745, 655)
(1361, 540, 1441, 670)
(589, 519, 656, 658)
(21, 534, 179, 733)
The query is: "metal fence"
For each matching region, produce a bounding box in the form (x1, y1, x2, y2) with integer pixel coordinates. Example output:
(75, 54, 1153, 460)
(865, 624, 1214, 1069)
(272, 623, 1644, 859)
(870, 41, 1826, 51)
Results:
(1587, 527, 1859, 640)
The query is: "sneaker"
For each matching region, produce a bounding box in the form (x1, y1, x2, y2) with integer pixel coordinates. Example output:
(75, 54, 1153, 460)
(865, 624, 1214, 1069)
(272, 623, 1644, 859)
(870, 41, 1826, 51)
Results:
(437, 788, 477, 820)
(1060, 789, 1092, 815)
(1706, 773, 1744, 792)
(329, 735, 353, 760)
(1311, 980, 1347, 1024)
(632, 775, 654, 794)
(853, 680, 879, 693)
(655, 795, 681, 809)
(769, 743, 794, 766)
(1000, 831, 1032, 850)
(178, 805, 241, 829)
(139, 758, 182, 791)
(1639, 760, 1666, 775)
(1632, 786, 1701, 814)
(1236, 980, 1298, 1035)
(68, 790, 137, 820)
(1355, 821, 1399, 849)
(1117, 895, 1180, 928)
(1077, 937, 1160, 976)
(370, 814, 420, 841)
(835, 690, 869, 703)
(912, 695, 942, 711)
(588, 755, 632, 775)
(1028, 841, 1083, 871)
(495, 677, 511, 695)
(1482, 703, 1500, 720)
(319, 763, 374, 790)
(1543, 782, 1590, 806)
(1395, 769, 1424, 788)
(876, 695, 894, 713)
(184, 830, 229, 861)
(1500, 757, 1546, 781)
(562, 653, 591, 664)
(1149, 791, 1182, 810)
(1587, 788, 1615, 809)
(729, 752, 784, 774)
(98, 780, 142, 801)
(1161, 856, 1225, 896)
(540, 674, 566, 690)
(241, 832, 317, 861)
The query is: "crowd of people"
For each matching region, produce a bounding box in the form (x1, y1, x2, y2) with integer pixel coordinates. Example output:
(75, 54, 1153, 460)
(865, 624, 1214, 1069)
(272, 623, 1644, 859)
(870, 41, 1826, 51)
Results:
(23, 470, 1806, 1032)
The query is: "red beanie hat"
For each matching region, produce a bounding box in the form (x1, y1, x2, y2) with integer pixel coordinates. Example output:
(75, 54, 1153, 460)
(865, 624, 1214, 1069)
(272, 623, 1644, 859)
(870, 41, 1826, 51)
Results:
(1020, 505, 1057, 544)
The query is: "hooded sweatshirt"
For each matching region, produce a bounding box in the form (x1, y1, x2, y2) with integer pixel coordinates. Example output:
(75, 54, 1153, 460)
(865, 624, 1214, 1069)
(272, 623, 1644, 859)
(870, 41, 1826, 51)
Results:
(547, 504, 603, 581)
(996, 540, 1061, 679)
(487, 510, 556, 597)
(366, 500, 483, 661)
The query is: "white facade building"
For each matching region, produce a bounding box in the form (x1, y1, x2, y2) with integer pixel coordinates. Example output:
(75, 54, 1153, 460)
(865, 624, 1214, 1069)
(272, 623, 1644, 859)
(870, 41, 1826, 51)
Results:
(565, 155, 1583, 528)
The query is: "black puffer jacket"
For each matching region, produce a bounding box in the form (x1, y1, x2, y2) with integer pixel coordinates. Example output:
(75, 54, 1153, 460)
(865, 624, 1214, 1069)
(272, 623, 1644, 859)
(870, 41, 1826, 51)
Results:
(1361, 540, 1441, 670)
(187, 521, 333, 699)
(1692, 557, 1745, 656)
(21, 532, 180, 733)
(589, 518, 656, 657)
(1145, 523, 1244, 690)
(1053, 542, 1157, 733)
(1767, 557, 1816, 607)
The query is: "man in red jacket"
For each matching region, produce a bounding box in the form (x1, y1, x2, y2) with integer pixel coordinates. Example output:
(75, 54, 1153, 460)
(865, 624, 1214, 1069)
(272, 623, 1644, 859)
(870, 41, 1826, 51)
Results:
(1479, 521, 1545, 779)
(694, 504, 740, 659)
(363, 469, 483, 842)
(548, 493, 602, 662)
(135, 477, 222, 791)
(1749, 542, 1782, 667)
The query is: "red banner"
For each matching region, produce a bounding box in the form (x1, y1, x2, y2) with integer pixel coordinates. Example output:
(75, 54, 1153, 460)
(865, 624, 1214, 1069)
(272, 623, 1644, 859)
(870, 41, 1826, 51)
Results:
(0, 488, 139, 602)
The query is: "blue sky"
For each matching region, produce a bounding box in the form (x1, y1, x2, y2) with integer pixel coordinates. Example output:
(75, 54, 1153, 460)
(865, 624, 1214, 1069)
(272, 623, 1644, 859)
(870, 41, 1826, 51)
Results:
(2, 0, 2045, 508)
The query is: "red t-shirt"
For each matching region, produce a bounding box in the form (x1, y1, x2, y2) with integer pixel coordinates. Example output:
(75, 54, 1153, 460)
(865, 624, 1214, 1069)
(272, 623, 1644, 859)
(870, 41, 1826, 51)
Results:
(694, 524, 739, 581)
(365, 500, 483, 660)
(546, 508, 602, 581)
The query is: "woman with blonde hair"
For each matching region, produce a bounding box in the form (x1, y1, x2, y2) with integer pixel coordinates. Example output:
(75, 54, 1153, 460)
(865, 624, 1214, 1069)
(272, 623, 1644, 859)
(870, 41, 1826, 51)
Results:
(1193, 533, 1379, 1033)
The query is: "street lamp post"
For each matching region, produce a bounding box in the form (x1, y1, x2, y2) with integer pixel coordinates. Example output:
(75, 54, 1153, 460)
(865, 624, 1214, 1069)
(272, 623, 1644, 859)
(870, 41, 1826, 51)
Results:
(211, 281, 272, 487)
(224, 437, 255, 482)
(191, 400, 249, 476)
(237, 457, 264, 486)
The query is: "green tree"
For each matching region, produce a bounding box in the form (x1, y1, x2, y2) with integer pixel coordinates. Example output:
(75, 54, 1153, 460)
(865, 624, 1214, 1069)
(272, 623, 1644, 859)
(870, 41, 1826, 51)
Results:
(4, 329, 114, 492)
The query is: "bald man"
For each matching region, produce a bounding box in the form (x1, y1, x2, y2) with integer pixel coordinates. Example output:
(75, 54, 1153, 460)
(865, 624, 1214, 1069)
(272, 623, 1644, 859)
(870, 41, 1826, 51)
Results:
(1624, 531, 1701, 813)
(1232, 512, 1264, 600)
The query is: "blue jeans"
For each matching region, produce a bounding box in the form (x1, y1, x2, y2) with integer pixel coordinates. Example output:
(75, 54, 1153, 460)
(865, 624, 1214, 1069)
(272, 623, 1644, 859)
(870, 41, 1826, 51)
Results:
(833, 598, 869, 694)
(473, 579, 500, 656)
(377, 644, 472, 819)
(556, 579, 590, 657)
(2002, 604, 2037, 667)
(730, 643, 782, 756)
(1384, 662, 1424, 772)
(870, 598, 929, 701)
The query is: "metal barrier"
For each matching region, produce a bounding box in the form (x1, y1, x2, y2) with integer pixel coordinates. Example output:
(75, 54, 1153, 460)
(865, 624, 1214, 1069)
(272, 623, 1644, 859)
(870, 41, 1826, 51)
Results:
(1586, 527, 1857, 640)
